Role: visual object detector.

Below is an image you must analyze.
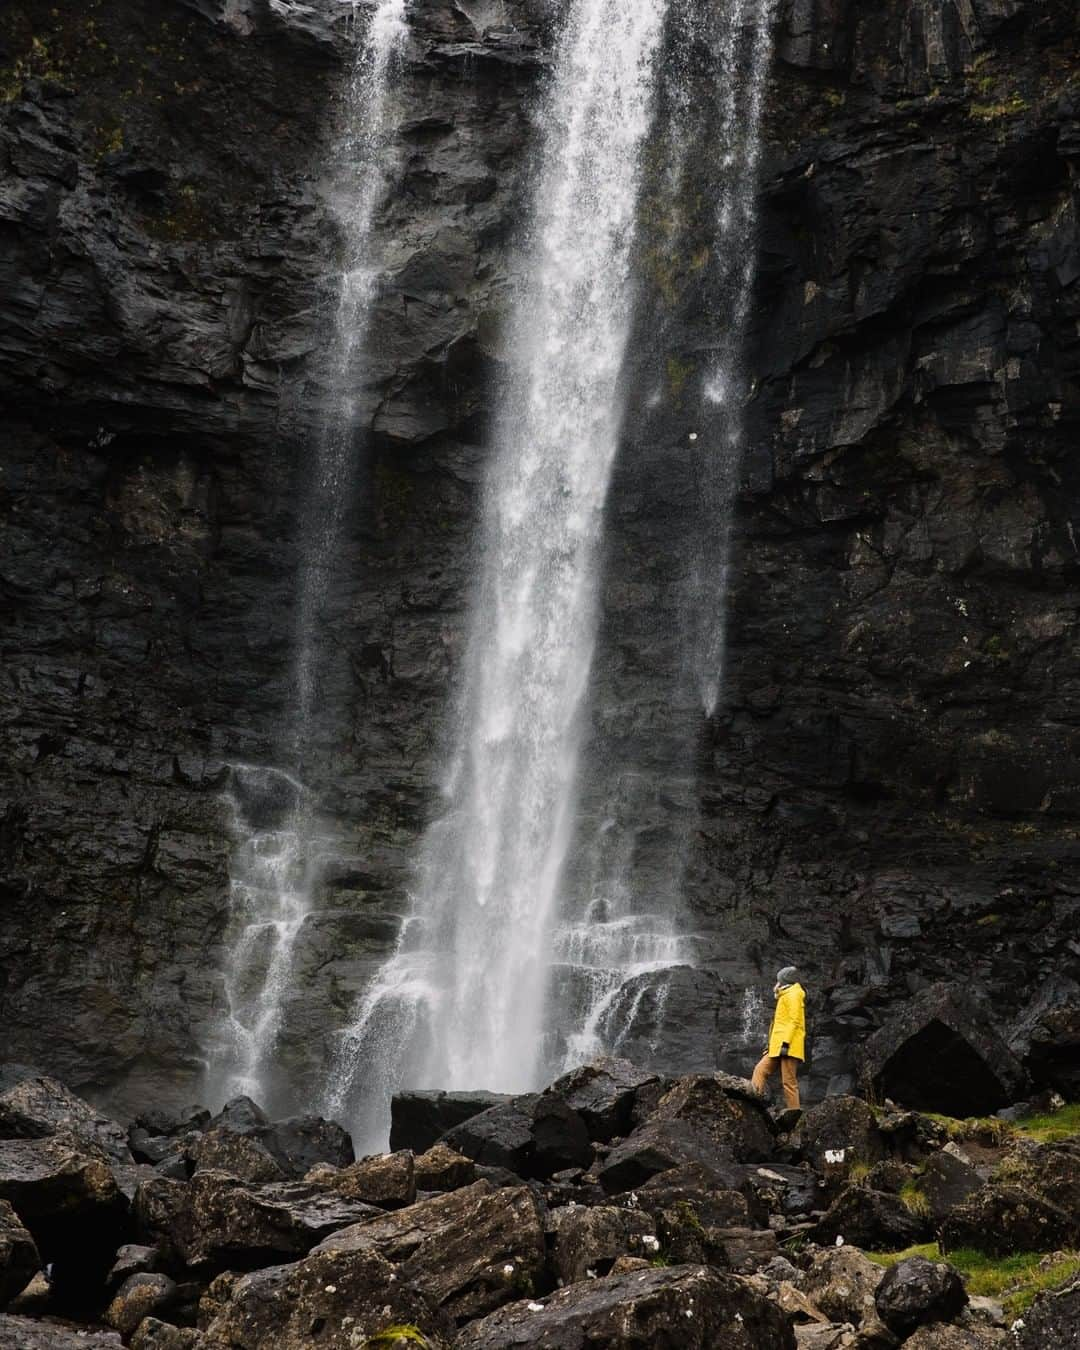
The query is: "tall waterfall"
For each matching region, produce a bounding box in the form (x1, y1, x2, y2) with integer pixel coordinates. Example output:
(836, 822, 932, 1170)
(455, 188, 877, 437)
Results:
(327, 0, 671, 1150)
(207, 0, 407, 1109)
(692, 0, 778, 716)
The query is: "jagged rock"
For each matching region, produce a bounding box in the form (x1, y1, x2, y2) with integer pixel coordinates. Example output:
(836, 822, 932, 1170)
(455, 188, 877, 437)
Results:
(873, 1110, 949, 1163)
(940, 1182, 1076, 1255)
(792, 1325, 859, 1349)
(0, 1068, 131, 1164)
(0, 1199, 38, 1308)
(132, 1177, 190, 1268)
(902, 1328, 1006, 1348)
(129, 1131, 187, 1169)
(799, 1245, 884, 1327)
(873, 1255, 967, 1333)
(199, 1246, 451, 1348)
(440, 1093, 591, 1180)
(314, 1180, 546, 1323)
(254, 1116, 354, 1178)
(129, 1320, 200, 1350)
(0, 1317, 122, 1348)
(454, 1264, 796, 1348)
(549, 1204, 658, 1284)
(596, 1119, 735, 1193)
(390, 1091, 513, 1153)
(810, 1185, 927, 1250)
(415, 1142, 476, 1192)
(919, 1149, 982, 1226)
(209, 1098, 268, 1133)
(0, 1134, 128, 1305)
(1008, 976, 1080, 1097)
(799, 1098, 885, 1180)
(738, 1163, 821, 1217)
(1010, 1140, 1080, 1219)
(649, 1075, 775, 1162)
(179, 1173, 382, 1268)
(1011, 1273, 1080, 1349)
(627, 1161, 755, 1227)
(858, 984, 1030, 1116)
(190, 1128, 285, 1182)
(711, 1227, 780, 1274)
(547, 1059, 659, 1141)
(308, 1149, 416, 1209)
(861, 1160, 914, 1194)
(133, 1108, 211, 1139)
(106, 1243, 159, 1291)
(104, 1272, 178, 1335)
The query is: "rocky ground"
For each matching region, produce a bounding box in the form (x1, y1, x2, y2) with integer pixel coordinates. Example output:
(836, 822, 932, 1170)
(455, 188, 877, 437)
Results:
(0, 1053, 1077, 1348)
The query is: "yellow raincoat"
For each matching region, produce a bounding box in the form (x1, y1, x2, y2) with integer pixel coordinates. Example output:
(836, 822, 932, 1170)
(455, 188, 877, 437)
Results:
(767, 982, 806, 1060)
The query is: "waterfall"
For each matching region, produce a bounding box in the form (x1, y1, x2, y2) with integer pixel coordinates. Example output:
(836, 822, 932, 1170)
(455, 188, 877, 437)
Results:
(691, 0, 778, 716)
(206, 0, 407, 1109)
(327, 0, 671, 1150)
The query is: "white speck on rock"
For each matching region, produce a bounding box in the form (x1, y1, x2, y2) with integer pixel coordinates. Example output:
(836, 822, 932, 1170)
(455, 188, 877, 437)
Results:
(324, 1285, 337, 1294)
(527, 1301, 544, 1312)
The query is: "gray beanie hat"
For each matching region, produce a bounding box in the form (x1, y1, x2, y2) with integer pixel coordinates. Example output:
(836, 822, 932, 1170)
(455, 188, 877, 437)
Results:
(776, 966, 799, 985)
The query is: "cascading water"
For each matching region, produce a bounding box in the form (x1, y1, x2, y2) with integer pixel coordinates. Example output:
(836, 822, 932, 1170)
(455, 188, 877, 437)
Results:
(206, 0, 408, 1109)
(692, 0, 778, 716)
(327, 0, 671, 1151)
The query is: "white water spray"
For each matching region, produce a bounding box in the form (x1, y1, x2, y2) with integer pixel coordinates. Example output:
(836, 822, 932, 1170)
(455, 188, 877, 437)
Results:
(327, 0, 671, 1150)
(693, 0, 778, 715)
(208, 0, 408, 1108)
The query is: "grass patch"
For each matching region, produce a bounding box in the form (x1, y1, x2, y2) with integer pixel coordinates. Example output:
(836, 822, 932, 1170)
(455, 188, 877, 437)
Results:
(923, 1113, 1014, 1145)
(1013, 1102, 1080, 1143)
(898, 1181, 930, 1218)
(867, 1244, 1080, 1316)
(848, 1160, 873, 1186)
(363, 1327, 433, 1348)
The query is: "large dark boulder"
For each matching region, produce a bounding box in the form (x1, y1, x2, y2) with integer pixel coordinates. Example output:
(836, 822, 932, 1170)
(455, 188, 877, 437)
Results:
(799, 1245, 885, 1328)
(919, 1148, 983, 1227)
(858, 983, 1030, 1116)
(390, 1091, 512, 1153)
(0, 1068, 131, 1164)
(596, 1119, 734, 1194)
(308, 1150, 417, 1209)
(256, 1116, 354, 1177)
(547, 1058, 660, 1141)
(809, 1184, 928, 1250)
(798, 1096, 885, 1181)
(1008, 976, 1080, 1098)
(190, 1128, 285, 1183)
(874, 1254, 968, 1334)
(200, 1246, 452, 1349)
(454, 1264, 796, 1348)
(650, 1075, 774, 1162)
(549, 1204, 659, 1284)
(0, 1199, 38, 1308)
(0, 1134, 128, 1306)
(940, 1181, 1076, 1255)
(1012, 1274, 1080, 1350)
(439, 1094, 591, 1180)
(103, 1271, 178, 1336)
(313, 1180, 547, 1324)
(415, 1143, 476, 1193)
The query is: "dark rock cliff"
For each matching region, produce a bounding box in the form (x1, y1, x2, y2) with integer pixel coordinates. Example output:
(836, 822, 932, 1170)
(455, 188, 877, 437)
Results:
(0, 0, 1077, 1113)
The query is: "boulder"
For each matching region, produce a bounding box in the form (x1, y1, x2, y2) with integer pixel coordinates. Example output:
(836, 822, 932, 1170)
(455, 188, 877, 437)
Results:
(133, 1107, 210, 1139)
(440, 1094, 591, 1180)
(736, 1163, 821, 1218)
(0, 1199, 38, 1308)
(132, 1178, 190, 1269)
(308, 1150, 416, 1209)
(873, 1254, 967, 1334)
(129, 1131, 187, 1169)
(454, 1264, 796, 1348)
(809, 1186, 927, 1251)
(390, 1090, 512, 1153)
(313, 1180, 547, 1324)
(649, 1075, 774, 1162)
(209, 1097, 268, 1133)
(255, 1116, 354, 1178)
(199, 1246, 452, 1349)
(858, 983, 1029, 1116)
(190, 1128, 286, 1182)
(799, 1244, 883, 1327)
(0, 1069, 131, 1165)
(1007, 975, 1080, 1097)
(179, 1173, 382, 1269)
(919, 1149, 982, 1226)
(129, 1321, 200, 1350)
(0, 1316, 122, 1347)
(873, 1109, 949, 1163)
(1012, 1273, 1080, 1349)
(799, 1097, 884, 1181)
(547, 1059, 659, 1141)
(940, 1182, 1076, 1255)
(104, 1271, 178, 1335)
(106, 1243, 159, 1292)
(549, 1204, 658, 1284)
(628, 1161, 755, 1227)
(596, 1119, 736, 1194)
(1011, 1140, 1080, 1219)
(415, 1142, 476, 1192)
(901, 1328, 1007, 1348)
(0, 1134, 128, 1306)
(710, 1227, 780, 1275)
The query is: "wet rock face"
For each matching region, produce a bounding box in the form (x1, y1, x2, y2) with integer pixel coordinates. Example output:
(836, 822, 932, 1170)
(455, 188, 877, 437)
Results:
(0, 0, 1078, 1114)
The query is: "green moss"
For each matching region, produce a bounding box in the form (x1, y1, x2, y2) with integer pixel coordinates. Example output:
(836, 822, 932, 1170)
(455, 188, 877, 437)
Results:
(848, 1160, 873, 1186)
(868, 1244, 1080, 1317)
(1013, 1102, 1080, 1144)
(665, 355, 695, 400)
(363, 1328, 432, 1348)
(969, 93, 1028, 121)
(822, 89, 846, 109)
(898, 1181, 930, 1218)
(923, 1113, 1014, 1146)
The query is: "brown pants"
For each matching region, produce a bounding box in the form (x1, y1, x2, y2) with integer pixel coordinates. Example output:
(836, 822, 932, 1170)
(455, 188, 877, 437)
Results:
(752, 1053, 800, 1109)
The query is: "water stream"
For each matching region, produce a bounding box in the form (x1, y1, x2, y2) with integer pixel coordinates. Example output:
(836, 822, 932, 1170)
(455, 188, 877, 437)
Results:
(327, 0, 671, 1150)
(207, 0, 408, 1108)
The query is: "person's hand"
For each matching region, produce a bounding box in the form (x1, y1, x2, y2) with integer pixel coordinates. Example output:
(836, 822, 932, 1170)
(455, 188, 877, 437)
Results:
(780, 1043, 789, 1058)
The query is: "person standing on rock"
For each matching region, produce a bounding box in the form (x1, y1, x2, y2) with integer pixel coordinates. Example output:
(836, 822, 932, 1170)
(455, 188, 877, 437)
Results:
(751, 966, 806, 1110)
